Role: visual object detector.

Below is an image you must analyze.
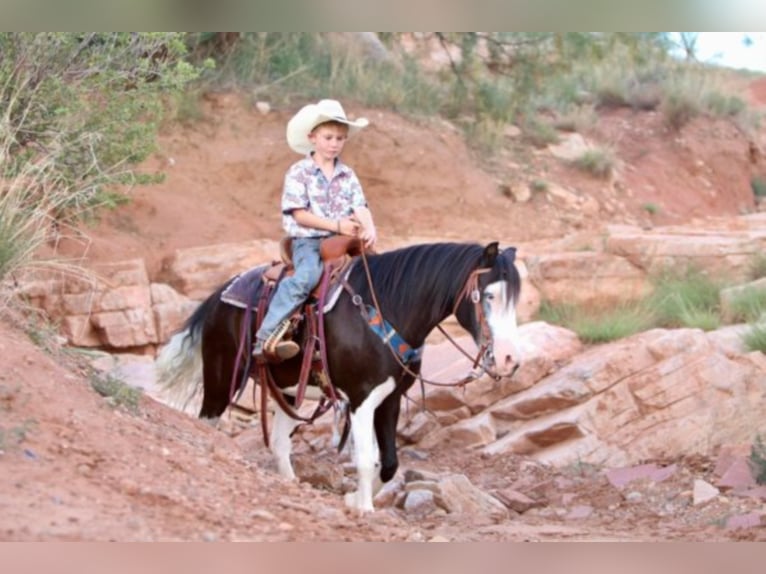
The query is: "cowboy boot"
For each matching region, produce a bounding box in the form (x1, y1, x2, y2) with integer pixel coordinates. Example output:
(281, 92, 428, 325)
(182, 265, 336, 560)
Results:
(254, 319, 300, 361)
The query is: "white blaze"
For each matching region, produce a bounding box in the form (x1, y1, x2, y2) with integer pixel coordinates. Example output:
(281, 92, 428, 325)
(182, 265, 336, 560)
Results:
(484, 280, 522, 376)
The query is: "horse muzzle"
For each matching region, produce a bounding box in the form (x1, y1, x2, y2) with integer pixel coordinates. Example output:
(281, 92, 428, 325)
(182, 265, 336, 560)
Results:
(481, 345, 521, 380)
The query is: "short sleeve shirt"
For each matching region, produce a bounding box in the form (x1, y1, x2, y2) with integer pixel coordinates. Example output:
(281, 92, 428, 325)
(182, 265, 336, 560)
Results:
(281, 155, 368, 238)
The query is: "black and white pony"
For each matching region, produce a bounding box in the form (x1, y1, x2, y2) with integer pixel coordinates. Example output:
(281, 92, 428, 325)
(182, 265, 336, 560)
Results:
(156, 241, 523, 512)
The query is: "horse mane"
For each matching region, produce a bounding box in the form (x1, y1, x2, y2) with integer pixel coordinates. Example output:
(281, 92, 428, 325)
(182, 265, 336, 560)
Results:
(349, 242, 490, 320)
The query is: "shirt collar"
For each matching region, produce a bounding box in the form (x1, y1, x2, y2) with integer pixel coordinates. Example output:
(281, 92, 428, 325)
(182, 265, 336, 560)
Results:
(302, 154, 350, 177)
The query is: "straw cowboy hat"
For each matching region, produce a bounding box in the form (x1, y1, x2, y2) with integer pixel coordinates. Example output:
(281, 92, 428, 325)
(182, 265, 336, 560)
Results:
(286, 99, 369, 155)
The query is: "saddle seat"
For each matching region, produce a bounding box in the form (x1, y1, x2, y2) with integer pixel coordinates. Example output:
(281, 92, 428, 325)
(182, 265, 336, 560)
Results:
(263, 235, 365, 298)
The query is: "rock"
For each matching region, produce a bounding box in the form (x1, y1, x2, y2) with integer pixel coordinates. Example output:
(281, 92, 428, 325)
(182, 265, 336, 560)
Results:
(725, 513, 763, 530)
(604, 464, 678, 489)
(492, 488, 542, 513)
(402, 489, 441, 515)
(693, 479, 720, 505)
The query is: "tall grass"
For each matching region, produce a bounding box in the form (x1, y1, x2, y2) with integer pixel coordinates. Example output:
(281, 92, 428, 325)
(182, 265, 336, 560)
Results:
(645, 267, 723, 330)
(537, 265, 727, 342)
(748, 252, 766, 280)
(537, 301, 651, 344)
(725, 286, 766, 323)
(743, 323, 766, 353)
(572, 147, 615, 178)
(0, 155, 66, 307)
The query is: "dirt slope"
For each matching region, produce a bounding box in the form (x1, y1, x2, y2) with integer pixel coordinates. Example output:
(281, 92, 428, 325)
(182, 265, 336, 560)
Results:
(3, 77, 766, 541)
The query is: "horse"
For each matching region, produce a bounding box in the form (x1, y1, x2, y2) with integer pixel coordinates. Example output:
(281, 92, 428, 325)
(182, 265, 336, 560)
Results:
(156, 240, 523, 512)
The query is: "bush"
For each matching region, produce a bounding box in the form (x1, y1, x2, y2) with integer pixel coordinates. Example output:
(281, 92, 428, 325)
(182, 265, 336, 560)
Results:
(573, 148, 615, 179)
(743, 323, 766, 354)
(520, 116, 560, 147)
(0, 33, 207, 294)
(662, 91, 700, 131)
(748, 252, 766, 280)
(751, 176, 766, 198)
(536, 301, 651, 344)
(647, 267, 723, 330)
(90, 373, 142, 412)
(642, 202, 660, 215)
(750, 435, 766, 485)
(726, 287, 766, 323)
(704, 92, 746, 117)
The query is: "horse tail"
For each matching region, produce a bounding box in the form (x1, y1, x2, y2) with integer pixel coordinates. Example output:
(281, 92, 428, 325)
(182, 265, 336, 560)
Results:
(155, 281, 230, 414)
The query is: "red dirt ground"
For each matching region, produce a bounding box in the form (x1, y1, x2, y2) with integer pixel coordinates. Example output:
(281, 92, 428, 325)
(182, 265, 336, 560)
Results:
(2, 75, 766, 541)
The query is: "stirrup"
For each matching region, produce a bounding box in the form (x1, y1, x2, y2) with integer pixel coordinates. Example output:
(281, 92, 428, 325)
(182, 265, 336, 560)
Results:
(263, 319, 300, 360)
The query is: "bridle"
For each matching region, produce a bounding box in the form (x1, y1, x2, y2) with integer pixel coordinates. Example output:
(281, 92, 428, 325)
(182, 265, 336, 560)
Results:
(358, 249, 502, 388)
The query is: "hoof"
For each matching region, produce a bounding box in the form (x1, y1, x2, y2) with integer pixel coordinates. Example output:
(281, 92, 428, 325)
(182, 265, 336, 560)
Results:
(344, 491, 374, 513)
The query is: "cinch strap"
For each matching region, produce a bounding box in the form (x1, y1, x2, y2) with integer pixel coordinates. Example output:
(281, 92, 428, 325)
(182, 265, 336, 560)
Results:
(366, 305, 423, 364)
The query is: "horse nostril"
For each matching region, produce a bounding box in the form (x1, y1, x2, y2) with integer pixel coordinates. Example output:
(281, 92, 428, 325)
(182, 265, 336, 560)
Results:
(504, 355, 520, 377)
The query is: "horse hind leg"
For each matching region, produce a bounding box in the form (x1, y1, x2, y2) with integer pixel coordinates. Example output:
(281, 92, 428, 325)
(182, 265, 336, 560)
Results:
(344, 377, 396, 513)
(199, 349, 238, 419)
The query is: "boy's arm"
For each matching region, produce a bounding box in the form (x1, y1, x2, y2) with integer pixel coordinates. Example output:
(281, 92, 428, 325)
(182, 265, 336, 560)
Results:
(291, 209, 361, 237)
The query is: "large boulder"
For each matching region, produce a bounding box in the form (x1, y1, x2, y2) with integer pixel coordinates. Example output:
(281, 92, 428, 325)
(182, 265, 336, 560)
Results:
(410, 326, 766, 467)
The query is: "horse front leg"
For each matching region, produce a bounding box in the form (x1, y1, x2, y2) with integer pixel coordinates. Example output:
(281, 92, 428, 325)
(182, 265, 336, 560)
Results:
(374, 388, 403, 484)
(344, 378, 396, 512)
(271, 397, 300, 480)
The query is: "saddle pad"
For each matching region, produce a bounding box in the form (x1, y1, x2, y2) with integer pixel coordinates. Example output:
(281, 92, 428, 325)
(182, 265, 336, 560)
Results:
(220, 261, 356, 312)
(220, 264, 270, 309)
(322, 262, 355, 313)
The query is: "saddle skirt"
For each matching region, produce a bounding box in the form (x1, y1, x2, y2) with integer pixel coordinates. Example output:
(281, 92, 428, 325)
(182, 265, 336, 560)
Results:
(220, 236, 360, 314)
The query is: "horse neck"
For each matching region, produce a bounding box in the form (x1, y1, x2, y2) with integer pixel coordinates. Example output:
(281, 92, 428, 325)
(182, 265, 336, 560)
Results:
(372, 264, 472, 348)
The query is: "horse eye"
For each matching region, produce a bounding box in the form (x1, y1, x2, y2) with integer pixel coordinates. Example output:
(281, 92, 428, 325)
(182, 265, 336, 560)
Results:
(484, 292, 494, 301)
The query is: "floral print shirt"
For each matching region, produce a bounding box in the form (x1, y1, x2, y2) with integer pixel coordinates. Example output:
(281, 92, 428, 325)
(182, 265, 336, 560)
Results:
(281, 155, 368, 238)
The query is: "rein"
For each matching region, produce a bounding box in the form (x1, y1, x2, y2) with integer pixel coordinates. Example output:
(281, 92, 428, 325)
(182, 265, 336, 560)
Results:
(251, 264, 340, 447)
(352, 248, 499, 389)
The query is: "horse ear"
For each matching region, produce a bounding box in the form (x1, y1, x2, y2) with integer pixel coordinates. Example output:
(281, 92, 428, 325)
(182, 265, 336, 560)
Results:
(481, 241, 500, 266)
(502, 246, 517, 263)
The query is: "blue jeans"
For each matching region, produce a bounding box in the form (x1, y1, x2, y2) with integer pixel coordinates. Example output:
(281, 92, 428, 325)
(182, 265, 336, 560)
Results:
(256, 237, 324, 341)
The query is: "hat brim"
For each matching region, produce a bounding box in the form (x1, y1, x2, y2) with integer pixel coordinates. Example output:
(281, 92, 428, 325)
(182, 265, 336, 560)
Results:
(286, 105, 369, 155)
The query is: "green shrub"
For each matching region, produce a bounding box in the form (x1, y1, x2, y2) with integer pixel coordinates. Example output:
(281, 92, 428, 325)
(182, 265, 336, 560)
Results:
(464, 117, 506, 153)
(751, 176, 766, 198)
(552, 105, 598, 132)
(90, 373, 142, 412)
(573, 148, 615, 179)
(704, 92, 746, 117)
(743, 323, 766, 353)
(647, 267, 723, 330)
(750, 435, 766, 485)
(677, 308, 721, 331)
(0, 419, 36, 452)
(726, 287, 766, 323)
(748, 252, 766, 280)
(661, 91, 700, 131)
(530, 179, 549, 193)
(0, 33, 207, 294)
(536, 301, 651, 344)
(642, 202, 660, 215)
(520, 116, 560, 147)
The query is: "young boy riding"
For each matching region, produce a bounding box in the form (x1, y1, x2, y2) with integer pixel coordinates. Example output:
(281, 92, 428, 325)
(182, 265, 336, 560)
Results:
(253, 99, 378, 361)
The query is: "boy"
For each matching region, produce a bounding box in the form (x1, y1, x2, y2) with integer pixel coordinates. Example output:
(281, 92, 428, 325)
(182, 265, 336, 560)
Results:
(253, 99, 377, 361)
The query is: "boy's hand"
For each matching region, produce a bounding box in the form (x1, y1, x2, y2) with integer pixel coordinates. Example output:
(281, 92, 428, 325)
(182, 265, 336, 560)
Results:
(338, 217, 361, 237)
(359, 225, 377, 249)
(339, 216, 375, 249)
